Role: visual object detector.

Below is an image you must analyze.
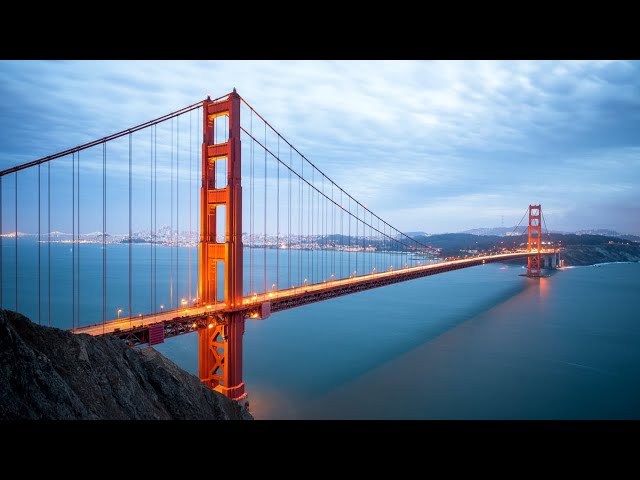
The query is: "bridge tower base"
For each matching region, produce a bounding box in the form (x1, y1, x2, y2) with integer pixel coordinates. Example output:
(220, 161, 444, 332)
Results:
(199, 312, 247, 404)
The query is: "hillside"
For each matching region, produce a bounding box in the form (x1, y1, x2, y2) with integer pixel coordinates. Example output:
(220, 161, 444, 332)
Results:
(0, 310, 252, 420)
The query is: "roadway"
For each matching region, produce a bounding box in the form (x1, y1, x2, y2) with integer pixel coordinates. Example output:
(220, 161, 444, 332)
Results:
(74, 250, 549, 337)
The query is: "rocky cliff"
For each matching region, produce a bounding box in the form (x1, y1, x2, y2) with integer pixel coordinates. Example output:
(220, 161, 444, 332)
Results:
(0, 310, 252, 420)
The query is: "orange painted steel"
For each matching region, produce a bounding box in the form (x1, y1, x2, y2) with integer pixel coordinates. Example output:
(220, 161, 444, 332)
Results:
(198, 90, 246, 401)
(527, 204, 542, 277)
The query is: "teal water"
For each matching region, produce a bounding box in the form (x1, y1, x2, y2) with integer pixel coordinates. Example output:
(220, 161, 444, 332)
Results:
(3, 239, 639, 419)
(296, 262, 640, 419)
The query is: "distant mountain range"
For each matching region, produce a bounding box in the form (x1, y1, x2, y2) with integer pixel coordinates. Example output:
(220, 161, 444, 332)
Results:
(460, 226, 640, 242)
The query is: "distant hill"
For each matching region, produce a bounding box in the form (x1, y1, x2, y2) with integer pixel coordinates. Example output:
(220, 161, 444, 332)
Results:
(460, 226, 640, 242)
(461, 226, 526, 236)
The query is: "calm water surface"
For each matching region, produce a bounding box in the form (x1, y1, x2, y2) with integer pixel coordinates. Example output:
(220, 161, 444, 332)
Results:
(3, 240, 639, 419)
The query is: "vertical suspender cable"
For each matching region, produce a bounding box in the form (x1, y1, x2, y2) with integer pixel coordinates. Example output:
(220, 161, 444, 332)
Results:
(48, 163, 50, 326)
(170, 118, 174, 309)
(250, 110, 254, 295)
(321, 182, 324, 280)
(321, 175, 325, 282)
(324, 177, 327, 279)
(128, 133, 132, 320)
(377, 216, 380, 273)
(154, 125, 157, 311)
(306, 167, 310, 283)
(354, 203, 358, 276)
(276, 136, 279, 289)
(361, 207, 364, 273)
(307, 167, 311, 283)
(189, 111, 192, 304)
(37, 166, 40, 323)
(348, 196, 351, 277)
(102, 142, 106, 334)
(340, 189, 343, 279)
(332, 183, 335, 277)
(150, 126, 153, 313)
(15, 172, 18, 312)
(176, 116, 180, 307)
(299, 155, 302, 286)
(311, 169, 314, 283)
(72, 153, 75, 330)
(77, 151, 81, 326)
(368, 212, 371, 273)
(288, 147, 291, 288)
(264, 121, 267, 293)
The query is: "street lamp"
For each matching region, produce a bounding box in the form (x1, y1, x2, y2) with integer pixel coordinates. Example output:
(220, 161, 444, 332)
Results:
(181, 298, 187, 309)
(160, 304, 164, 313)
(117, 308, 122, 319)
(304, 278, 308, 286)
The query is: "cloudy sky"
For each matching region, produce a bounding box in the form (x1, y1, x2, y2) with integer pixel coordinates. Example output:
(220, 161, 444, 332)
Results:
(1, 60, 639, 235)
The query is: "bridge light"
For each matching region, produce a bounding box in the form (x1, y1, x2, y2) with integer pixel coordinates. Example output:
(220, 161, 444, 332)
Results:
(117, 308, 123, 319)
(192, 322, 197, 329)
(207, 323, 214, 329)
(160, 305, 164, 312)
(181, 298, 187, 308)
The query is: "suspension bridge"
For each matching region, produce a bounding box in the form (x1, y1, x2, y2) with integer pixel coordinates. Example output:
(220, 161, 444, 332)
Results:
(0, 90, 558, 405)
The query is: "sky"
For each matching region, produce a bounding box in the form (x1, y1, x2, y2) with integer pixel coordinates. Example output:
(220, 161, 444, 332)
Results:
(0, 60, 639, 235)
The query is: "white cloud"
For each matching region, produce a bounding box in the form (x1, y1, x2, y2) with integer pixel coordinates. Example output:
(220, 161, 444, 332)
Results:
(1, 60, 639, 234)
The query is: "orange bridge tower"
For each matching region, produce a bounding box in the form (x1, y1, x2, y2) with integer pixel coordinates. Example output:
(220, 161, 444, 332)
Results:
(527, 204, 542, 277)
(198, 90, 247, 403)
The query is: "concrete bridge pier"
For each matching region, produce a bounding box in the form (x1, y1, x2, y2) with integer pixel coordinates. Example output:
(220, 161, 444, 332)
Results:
(541, 251, 562, 270)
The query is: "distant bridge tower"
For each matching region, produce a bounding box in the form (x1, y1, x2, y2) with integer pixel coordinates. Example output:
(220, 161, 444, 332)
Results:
(198, 91, 247, 403)
(527, 204, 542, 277)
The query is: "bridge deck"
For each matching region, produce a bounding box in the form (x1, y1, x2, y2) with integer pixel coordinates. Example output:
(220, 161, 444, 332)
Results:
(73, 251, 549, 343)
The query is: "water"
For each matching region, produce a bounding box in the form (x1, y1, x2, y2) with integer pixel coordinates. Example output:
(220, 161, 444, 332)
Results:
(159, 261, 640, 419)
(3, 239, 639, 419)
(0, 239, 413, 329)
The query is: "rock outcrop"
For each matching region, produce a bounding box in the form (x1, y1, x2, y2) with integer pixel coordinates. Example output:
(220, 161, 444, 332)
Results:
(0, 310, 252, 420)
